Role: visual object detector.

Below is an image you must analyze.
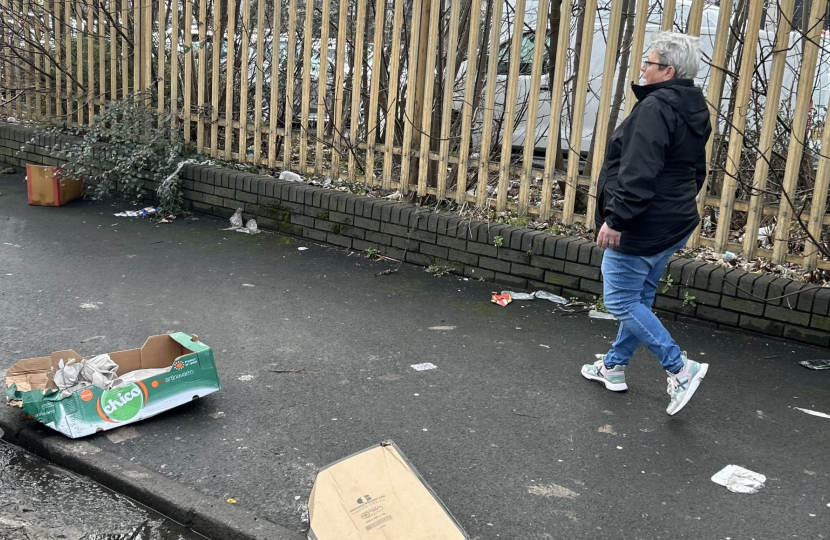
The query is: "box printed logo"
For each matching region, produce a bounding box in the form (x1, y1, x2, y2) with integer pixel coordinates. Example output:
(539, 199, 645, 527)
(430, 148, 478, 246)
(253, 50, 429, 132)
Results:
(97, 382, 147, 422)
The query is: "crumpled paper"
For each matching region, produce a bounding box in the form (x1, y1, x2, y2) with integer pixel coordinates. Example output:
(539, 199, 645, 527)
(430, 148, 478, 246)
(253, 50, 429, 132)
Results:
(711, 465, 766, 494)
(53, 354, 119, 392)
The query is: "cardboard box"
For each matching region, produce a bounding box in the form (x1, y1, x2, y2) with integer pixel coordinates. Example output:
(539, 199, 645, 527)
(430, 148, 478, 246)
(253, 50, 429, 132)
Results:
(307, 441, 469, 540)
(5, 333, 221, 438)
(26, 164, 85, 206)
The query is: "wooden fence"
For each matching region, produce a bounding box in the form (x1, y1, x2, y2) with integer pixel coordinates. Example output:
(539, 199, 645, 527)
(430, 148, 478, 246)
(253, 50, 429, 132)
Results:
(3, 0, 830, 270)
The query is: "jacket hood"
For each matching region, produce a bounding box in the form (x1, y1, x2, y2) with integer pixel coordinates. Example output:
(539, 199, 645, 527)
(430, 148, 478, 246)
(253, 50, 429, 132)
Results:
(631, 79, 710, 138)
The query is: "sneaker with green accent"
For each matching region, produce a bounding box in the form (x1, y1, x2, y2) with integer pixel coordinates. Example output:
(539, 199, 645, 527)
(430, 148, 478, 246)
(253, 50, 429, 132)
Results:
(666, 355, 709, 416)
(581, 356, 628, 391)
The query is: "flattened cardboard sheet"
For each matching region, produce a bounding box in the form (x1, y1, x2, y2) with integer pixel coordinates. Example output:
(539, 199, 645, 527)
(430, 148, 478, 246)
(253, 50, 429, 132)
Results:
(308, 441, 468, 540)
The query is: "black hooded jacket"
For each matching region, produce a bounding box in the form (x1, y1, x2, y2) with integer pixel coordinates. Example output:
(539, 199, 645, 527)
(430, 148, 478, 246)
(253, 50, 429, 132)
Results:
(595, 78, 712, 256)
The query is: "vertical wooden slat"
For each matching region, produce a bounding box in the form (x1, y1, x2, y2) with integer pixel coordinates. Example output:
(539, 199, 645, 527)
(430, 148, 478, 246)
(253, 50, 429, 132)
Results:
(415, 0, 441, 195)
(805, 96, 830, 269)
(210, 0, 222, 156)
(622, 0, 649, 119)
(453, 0, 482, 202)
(133, 0, 139, 96)
(77, 2, 84, 122)
(120, 0, 127, 97)
(585, 0, 623, 226)
(65, 0, 72, 118)
(54, 0, 62, 118)
(87, 1, 94, 117)
(158, 0, 166, 114)
(196, 0, 207, 151)
(772, 0, 827, 263)
(661, 0, 676, 31)
(0, 0, 6, 119)
(689, 0, 732, 248)
(314, 0, 331, 175)
(347, 0, 367, 182)
(517, 0, 550, 215)
(267, 0, 281, 167)
(743, 0, 794, 260)
(184, 0, 194, 142)
(299, 0, 314, 171)
(540, 0, 572, 220)
(24, 0, 32, 119)
(380, 0, 403, 189)
(330, 0, 349, 177)
(713, 0, 764, 254)
(33, 3, 43, 120)
(435, 0, 461, 199)
(141, 0, 152, 96)
(108, 0, 115, 101)
(283, 0, 297, 167)
(562, 0, 597, 224)
(99, 0, 105, 108)
(474, 0, 505, 207)
(495, 0, 527, 211)
(363, 0, 387, 185)
(171, 0, 180, 132)
(238, 0, 250, 161)
(685, 0, 704, 34)
(253, 0, 264, 163)
(224, 0, 236, 159)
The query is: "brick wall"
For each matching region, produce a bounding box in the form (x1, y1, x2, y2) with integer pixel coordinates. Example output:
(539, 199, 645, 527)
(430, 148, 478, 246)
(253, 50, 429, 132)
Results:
(3, 122, 829, 347)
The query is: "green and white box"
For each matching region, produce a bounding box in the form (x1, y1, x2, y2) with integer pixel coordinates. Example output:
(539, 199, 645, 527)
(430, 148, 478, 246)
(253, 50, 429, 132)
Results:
(5, 333, 221, 438)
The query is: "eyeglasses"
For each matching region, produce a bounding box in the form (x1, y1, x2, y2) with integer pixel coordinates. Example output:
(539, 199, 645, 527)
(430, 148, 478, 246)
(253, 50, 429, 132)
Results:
(642, 60, 669, 69)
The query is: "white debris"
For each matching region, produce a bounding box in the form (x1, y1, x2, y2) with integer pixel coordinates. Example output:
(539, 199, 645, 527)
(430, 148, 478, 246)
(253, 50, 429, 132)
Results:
(712, 465, 766, 494)
(589, 310, 617, 320)
(410, 362, 437, 371)
(279, 170, 303, 182)
(793, 407, 830, 419)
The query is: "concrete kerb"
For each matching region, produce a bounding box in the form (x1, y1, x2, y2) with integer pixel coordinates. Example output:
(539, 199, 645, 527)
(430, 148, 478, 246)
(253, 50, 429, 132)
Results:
(0, 406, 301, 540)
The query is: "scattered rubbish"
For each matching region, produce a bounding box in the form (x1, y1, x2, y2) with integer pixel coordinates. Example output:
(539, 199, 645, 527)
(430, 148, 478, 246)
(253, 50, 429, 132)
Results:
(491, 293, 512, 307)
(589, 310, 617, 320)
(758, 225, 774, 249)
(26, 164, 85, 206)
(4, 333, 221, 438)
(429, 326, 456, 330)
(534, 291, 568, 304)
(114, 206, 157, 218)
(411, 362, 437, 371)
(80, 335, 106, 343)
(540, 344, 550, 348)
(799, 359, 830, 370)
(279, 170, 303, 182)
(298, 247, 309, 251)
(0, 166, 14, 174)
(384, 190, 402, 201)
(299, 504, 310, 524)
(80, 302, 100, 309)
(227, 208, 244, 229)
(270, 368, 307, 374)
(793, 407, 830, 419)
(598, 425, 617, 435)
(242, 283, 255, 287)
(308, 441, 469, 539)
(226, 498, 237, 504)
(723, 251, 737, 261)
(711, 465, 766, 494)
(209, 411, 226, 418)
(238, 374, 255, 381)
(501, 291, 535, 300)
(236, 218, 260, 234)
(3, 243, 21, 248)
(53, 354, 119, 392)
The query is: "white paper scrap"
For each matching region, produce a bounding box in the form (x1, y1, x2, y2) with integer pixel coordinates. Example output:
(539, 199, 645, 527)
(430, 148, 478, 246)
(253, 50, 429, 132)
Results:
(410, 362, 437, 371)
(711, 465, 766, 494)
(589, 310, 617, 320)
(793, 407, 830, 419)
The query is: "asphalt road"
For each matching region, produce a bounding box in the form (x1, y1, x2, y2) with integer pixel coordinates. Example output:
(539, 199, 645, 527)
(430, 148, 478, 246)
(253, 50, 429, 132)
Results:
(1, 172, 829, 539)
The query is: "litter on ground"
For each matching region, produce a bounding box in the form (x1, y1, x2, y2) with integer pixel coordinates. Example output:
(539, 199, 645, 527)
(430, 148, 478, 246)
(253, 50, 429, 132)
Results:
(711, 465, 766, 494)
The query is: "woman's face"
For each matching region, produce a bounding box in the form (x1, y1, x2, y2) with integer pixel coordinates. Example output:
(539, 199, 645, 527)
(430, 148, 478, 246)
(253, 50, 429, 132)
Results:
(641, 50, 675, 85)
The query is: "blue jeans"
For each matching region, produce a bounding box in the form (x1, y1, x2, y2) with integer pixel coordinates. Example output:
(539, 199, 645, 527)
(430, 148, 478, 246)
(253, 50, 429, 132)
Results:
(601, 235, 691, 374)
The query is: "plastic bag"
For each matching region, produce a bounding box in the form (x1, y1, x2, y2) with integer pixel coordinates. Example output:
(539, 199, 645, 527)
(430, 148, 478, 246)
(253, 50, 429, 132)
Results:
(236, 218, 260, 234)
(534, 291, 568, 304)
(229, 208, 243, 229)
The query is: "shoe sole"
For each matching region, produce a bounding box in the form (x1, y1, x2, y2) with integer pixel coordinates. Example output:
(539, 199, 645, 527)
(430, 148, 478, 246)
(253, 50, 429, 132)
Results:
(581, 369, 628, 391)
(667, 363, 709, 416)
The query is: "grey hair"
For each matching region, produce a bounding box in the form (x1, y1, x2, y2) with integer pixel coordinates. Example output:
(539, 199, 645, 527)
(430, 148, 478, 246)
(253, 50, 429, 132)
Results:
(650, 31, 701, 79)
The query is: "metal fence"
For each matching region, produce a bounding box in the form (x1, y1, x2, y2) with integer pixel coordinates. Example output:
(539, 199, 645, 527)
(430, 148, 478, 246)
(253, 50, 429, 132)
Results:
(3, 0, 830, 270)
